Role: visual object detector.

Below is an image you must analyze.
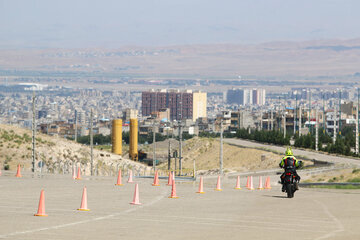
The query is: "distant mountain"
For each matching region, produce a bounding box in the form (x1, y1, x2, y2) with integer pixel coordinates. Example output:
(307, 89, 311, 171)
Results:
(0, 39, 360, 79)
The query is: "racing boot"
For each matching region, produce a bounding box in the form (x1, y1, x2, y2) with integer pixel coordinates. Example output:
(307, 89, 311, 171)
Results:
(282, 184, 286, 192)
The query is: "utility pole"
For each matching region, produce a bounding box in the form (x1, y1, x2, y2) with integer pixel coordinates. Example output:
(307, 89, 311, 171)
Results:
(174, 151, 177, 175)
(323, 93, 326, 134)
(260, 110, 263, 130)
(315, 108, 319, 151)
(356, 87, 359, 155)
(178, 94, 183, 176)
(153, 120, 156, 171)
(270, 110, 273, 130)
(168, 140, 171, 170)
(308, 89, 311, 132)
(220, 118, 223, 175)
(299, 106, 302, 136)
(178, 121, 182, 176)
(333, 106, 337, 144)
(32, 92, 36, 173)
(90, 109, 94, 176)
(294, 92, 297, 135)
(339, 89, 342, 135)
(283, 111, 286, 138)
(75, 110, 78, 142)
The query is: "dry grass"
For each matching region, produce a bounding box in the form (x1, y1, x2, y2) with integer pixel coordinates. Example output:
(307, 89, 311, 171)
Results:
(156, 137, 282, 174)
(0, 124, 150, 175)
(302, 168, 360, 183)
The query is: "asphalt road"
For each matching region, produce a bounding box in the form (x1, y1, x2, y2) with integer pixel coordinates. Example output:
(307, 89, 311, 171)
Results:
(224, 138, 360, 167)
(0, 172, 359, 240)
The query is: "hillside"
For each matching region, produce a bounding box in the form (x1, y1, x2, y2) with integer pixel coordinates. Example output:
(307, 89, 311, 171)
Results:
(0, 124, 151, 176)
(155, 137, 283, 175)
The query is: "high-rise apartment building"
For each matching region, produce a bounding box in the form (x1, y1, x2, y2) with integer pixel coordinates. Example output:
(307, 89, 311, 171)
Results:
(227, 88, 266, 106)
(192, 91, 207, 121)
(252, 89, 266, 105)
(142, 89, 207, 121)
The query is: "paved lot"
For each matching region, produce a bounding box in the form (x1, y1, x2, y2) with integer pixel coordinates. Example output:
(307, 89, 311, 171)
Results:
(0, 172, 359, 240)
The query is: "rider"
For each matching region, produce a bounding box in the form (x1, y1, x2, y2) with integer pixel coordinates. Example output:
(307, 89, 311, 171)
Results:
(279, 147, 301, 192)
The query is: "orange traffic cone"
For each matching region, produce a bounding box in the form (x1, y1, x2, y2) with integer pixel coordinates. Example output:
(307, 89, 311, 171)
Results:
(75, 166, 81, 180)
(169, 179, 179, 198)
(34, 190, 48, 217)
(72, 165, 76, 179)
(265, 176, 272, 189)
(152, 170, 160, 186)
(78, 186, 90, 211)
(127, 170, 134, 183)
(115, 169, 123, 186)
(257, 176, 264, 190)
(246, 176, 250, 189)
(235, 176, 241, 190)
(197, 176, 205, 193)
(130, 183, 141, 205)
(215, 175, 222, 191)
(248, 176, 254, 190)
(167, 171, 173, 186)
(15, 164, 22, 178)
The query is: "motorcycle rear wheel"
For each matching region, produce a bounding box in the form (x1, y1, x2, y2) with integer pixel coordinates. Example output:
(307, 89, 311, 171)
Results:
(286, 184, 294, 198)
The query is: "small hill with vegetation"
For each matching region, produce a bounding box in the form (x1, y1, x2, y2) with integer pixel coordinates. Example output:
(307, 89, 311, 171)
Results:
(155, 137, 284, 175)
(0, 124, 150, 176)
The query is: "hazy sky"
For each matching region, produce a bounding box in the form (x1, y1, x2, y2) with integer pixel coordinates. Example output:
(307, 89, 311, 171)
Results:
(0, 0, 359, 48)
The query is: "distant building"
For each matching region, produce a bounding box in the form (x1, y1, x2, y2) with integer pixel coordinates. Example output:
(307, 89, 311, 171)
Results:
(141, 89, 207, 121)
(227, 88, 265, 106)
(252, 89, 266, 105)
(226, 88, 266, 106)
(75, 110, 86, 125)
(37, 110, 48, 119)
(151, 108, 170, 121)
(122, 108, 138, 121)
(192, 91, 207, 121)
(227, 89, 245, 105)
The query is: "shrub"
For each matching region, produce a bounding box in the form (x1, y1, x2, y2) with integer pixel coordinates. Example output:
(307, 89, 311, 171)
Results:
(348, 177, 360, 183)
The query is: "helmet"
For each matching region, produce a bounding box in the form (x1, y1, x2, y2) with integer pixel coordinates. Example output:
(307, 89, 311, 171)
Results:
(285, 147, 293, 156)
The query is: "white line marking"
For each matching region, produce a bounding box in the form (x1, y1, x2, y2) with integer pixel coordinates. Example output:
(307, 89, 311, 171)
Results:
(0, 189, 167, 239)
(119, 214, 333, 228)
(128, 217, 328, 233)
(313, 200, 344, 240)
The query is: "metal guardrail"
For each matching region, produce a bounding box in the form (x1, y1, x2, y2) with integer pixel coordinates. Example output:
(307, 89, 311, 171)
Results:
(300, 182, 360, 186)
(135, 175, 195, 181)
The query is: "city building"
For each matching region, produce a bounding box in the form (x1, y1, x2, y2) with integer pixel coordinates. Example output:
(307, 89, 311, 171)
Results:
(252, 89, 266, 105)
(227, 88, 266, 106)
(122, 108, 139, 121)
(141, 89, 207, 121)
(192, 91, 207, 121)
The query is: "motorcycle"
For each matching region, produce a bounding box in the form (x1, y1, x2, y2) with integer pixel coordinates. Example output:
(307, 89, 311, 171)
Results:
(283, 171, 299, 198)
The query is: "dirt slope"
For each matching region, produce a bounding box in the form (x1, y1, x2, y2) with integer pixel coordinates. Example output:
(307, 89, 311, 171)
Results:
(0, 124, 150, 176)
(155, 137, 282, 174)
